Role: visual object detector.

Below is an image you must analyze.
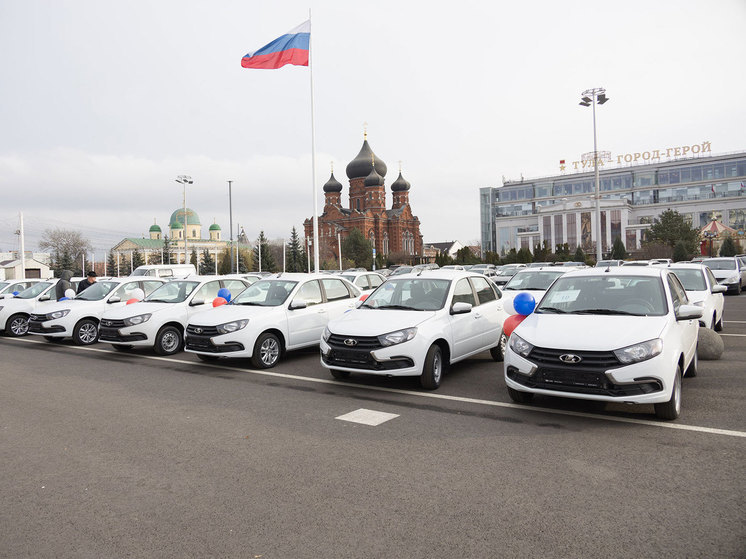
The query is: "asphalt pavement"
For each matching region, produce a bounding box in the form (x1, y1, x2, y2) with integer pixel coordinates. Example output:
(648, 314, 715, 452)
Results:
(1, 295, 744, 558)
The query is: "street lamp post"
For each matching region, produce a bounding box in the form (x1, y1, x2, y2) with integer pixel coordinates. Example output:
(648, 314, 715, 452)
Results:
(579, 88, 609, 263)
(227, 180, 234, 273)
(175, 175, 193, 265)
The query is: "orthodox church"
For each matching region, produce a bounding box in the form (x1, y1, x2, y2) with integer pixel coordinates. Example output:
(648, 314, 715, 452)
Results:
(304, 134, 423, 263)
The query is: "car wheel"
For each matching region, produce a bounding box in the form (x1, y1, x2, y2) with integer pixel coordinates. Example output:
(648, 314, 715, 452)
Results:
(507, 386, 534, 404)
(330, 369, 350, 380)
(685, 347, 698, 378)
(73, 319, 99, 345)
(197, 353, 219, 363)
(490, 333, 507, 362)
(420, 344, 444, 390)
(714, 313, 723, 332)
(6, 314, 29, 337)
(154, 325, 183, 355)
(654, 366, 681, 420)
(111, 344, 133, 352)
(252, 332, 281, 369)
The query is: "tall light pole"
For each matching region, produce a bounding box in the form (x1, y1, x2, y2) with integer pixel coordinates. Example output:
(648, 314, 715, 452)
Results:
(227, 180, 234, 273)
(176, 175, 193, 265)
(579, 88, 609, 263)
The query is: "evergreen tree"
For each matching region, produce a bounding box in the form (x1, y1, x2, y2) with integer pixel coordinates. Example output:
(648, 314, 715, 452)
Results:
(574, 246, 586, 263)
(719, 236, 737, 257)
(645, 209, 699, 254)
(162, 235, 174, 265)
(673, 240, 690, 262)
(107, 252, 117, 277)
(516, 247, 533, 263)
(217, 248, 232, 275)
(237, 248, 253, 273)
(286, 227, 305, 272)
(190, 248, 199, 269)
(610, 236, 627, 260)
(375, 251, 386, 271)
(342, 228, 373, 269)
(132, 249, 145, 270)
(253, 231, 276, 272)
(200, 249, 216, 275)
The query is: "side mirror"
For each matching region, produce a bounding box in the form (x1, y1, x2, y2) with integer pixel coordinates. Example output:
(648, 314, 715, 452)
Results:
(108, 296, 121, 304)
(675, 304, 703, 321)
(450, 301, 472, 315)
(39, 294, 50, 301)
(289, 299, 307, 310)
(189, 298, 205, 306)
(712, 284, 727, 294)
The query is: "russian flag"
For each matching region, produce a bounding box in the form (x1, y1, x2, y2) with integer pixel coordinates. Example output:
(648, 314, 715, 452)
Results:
(241, 20, 310, 70)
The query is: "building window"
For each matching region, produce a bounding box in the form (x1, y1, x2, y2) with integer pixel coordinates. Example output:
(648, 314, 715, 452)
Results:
(554, 216, 563, 247)
(383, 232, 389, 255)
(566, 213, 577, 249)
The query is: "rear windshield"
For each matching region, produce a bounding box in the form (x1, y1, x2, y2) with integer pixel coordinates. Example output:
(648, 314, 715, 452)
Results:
(703, 259, 736, 271)
(669, 269, 707, 291)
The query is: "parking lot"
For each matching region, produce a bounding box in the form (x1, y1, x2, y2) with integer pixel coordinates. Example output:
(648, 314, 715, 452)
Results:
(1, 295, 744, 557)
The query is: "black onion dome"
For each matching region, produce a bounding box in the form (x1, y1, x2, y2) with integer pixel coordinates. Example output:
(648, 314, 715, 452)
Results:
(345, 140, 387, 179)
(323, 172, 343, 193)
(391, 171, 411, 192)
(364, 165, 384, 187)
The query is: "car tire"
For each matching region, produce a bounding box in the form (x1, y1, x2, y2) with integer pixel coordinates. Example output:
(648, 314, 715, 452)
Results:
(251, 332, 281, 369)
(654, 366, 682, 420)
(6, 314, 29, 337)
(490, 333, 507, 362)
(685, 347, 698, 378)
(714, 314, 723, 332)
(196, 353, 219, 363)
(330, 369, 350, 380)
(154, 325, 182, 355)
(72, 318, 99, 345)
(507, 386, 534, 404)
(111, 344, 133, 352)
(420, 344, 444, 390)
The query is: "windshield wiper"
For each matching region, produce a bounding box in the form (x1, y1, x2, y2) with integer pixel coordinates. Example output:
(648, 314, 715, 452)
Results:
(571, 309, 641, 316)
(376, 304, 420, 311)
(144, 299, 172, 303)
(236, 301, 263, 306)
(536, 307, 568, 314)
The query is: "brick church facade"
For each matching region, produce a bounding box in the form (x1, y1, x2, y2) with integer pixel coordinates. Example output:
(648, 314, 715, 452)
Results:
(304, 135, 423, 264)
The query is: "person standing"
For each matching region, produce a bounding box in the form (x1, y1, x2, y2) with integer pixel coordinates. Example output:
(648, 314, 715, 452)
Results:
(55, 269, 74, 300)
(77, 271, 97, 294)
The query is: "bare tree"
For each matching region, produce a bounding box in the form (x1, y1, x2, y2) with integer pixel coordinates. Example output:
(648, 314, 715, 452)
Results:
(39, 227, 93, 275)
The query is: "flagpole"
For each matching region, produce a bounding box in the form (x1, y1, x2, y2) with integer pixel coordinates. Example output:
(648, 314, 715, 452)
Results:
(309, 9, 320, 273)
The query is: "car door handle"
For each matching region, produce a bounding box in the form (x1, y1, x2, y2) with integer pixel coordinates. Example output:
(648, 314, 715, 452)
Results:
(474, 313, 482, 319)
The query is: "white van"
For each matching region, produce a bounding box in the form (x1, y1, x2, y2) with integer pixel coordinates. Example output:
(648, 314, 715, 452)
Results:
(130, 264, 196, 279)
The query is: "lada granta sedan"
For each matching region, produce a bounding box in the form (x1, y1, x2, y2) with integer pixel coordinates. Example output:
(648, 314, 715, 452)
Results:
(503, 267, 702, 420)
(320, 270, 508, 389)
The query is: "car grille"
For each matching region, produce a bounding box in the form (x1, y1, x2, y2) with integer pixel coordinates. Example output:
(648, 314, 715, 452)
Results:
(29, 313, 48, 322)
(327, 333, 382, 351)
(507, 366, 663, 397)
(528, 346, 622, 371)
(186, 324, 220, 337)
(100, 318, 126, 328)
(322, 348, 413, 371)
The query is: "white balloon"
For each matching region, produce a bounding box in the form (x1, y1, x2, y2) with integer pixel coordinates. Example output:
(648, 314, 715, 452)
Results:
(130, 288, 145, 301)
(65, 288, 76, 299)
(502, 293, 516, 315)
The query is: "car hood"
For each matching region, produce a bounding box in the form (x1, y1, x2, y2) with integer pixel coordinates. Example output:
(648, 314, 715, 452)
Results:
(187, 304, 281, 326)
(38, 299, 104, 314)
(102, 301, 177, 319)
(0, 299, 35, 313)
(515, 313, 668, 351)
(709, 269, 738, 279)
(328, 308, 436, 335)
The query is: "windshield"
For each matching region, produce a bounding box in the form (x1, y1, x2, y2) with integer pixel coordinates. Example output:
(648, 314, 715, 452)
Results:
(76, 281, 118, 301)
(339, 275, 356, 284)
(0, 282, 8, 291)
(232, 280, 298, 307)
(361, 278, 450, 311)
(17, 282, 53, 299)
(144, 281, 200, 303)
(0, 282, 20, 295)
(669, 269, 707, 291)
(504, 271, 565, 291)
(703, 259, 736, 271)
(538, 275, 667, 316)
(130, 268, 149, 276)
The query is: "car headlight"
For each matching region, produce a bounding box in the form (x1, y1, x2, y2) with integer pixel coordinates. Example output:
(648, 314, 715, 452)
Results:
(322, 326, 331, 342)
(509, 334, 533, 358)
(378, 327, 417, 347)
(216, 319, 248, 335)
(614, 338, 663, 365)
(49, 310, 70, 320)
(124, 313, 151, 326)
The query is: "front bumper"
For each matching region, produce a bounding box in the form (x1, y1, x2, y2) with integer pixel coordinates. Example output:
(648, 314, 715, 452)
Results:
(319, 337, 418, 376)
(183, 325, 247, 356)
(28, 319, 67, 336)
(99, 319, 151, 346)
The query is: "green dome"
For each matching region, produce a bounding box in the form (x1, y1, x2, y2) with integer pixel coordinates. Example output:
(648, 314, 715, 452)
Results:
(169, 208, 201, 228)
(209, 223, 221, 231)
(149, 224, 162, 232)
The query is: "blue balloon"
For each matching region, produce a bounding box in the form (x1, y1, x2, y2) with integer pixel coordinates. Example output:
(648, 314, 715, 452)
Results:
(513, 292, 536, 316)
(12, 291, 19, 296)
(59, 297, 69, 301)
(217, 288, 232, 302)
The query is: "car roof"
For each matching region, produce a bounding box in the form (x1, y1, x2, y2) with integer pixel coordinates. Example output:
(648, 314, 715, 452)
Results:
(385, 269, 491, 280)
(560, 266, 667, 279)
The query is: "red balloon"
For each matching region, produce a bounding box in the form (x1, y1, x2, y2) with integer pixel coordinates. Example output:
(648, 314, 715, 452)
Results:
(126, 298, 139, 305)
(502, 314, 527, 338)
(212, 297, 227, 307)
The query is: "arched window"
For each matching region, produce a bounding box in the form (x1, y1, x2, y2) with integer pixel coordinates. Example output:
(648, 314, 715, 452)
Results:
(383, 232, 389, 255)
(369, 230, 375, 251)
(402, 231, 414, 255)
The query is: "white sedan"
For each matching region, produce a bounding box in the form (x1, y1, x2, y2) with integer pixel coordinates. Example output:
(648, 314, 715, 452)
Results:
(657, 263, 726, 330)
(504, 267, 701, 420)
(320, 270, 507, 389)
(28, 277, 166, 344)
(338, 271, 386, 297)
(0, 280, 60, 336)
(184, 273, 361, 368)
(99, 277, 251, 355)
(702, 257, 746, 294)
(0, 279, 46, 300)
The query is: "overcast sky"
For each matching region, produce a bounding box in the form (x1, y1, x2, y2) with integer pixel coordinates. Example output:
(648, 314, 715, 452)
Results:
(1, 0, 745, 255)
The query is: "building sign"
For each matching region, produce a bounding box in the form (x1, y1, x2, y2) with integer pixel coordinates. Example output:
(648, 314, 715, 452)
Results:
(561, 141, 712, 172)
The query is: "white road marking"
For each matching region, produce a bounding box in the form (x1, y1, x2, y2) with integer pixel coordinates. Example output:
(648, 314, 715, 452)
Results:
(336, 408, 399, 426)
(724, 320, 746, 323)
(720, 334, 746, 337)
(9, 337, 746, 439)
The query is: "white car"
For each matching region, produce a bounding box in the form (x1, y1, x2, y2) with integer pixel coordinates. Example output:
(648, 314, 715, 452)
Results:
(0, 280, 60, 336)
(504, 267, 702, 420)
(0, 279, 46, 300)
(99, 276, 252, 355)
(28, 277, 166, 345)
(320, 270, 507, 389)
(184, 273, 361, 368)
(657, 263, 726, 330)
(338, 271, 386, 297)
(702, 257, 746, 295)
